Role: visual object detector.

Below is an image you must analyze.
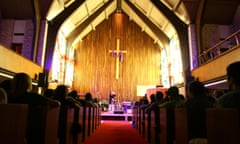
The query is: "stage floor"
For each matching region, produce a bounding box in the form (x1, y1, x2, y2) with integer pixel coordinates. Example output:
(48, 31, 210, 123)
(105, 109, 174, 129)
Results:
(101, 112, 133, 121)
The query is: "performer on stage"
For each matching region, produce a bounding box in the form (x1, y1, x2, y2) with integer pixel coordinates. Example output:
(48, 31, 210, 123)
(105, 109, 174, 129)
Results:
(108, 91, 116, 112)
(109, 91, 116, 104)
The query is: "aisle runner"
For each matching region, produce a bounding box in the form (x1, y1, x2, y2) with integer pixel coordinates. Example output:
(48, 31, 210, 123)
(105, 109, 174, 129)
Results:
(84, 121, 148, 144)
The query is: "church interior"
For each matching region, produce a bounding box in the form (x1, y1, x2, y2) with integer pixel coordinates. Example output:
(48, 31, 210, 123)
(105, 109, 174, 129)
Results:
(0, 0, 240, 143)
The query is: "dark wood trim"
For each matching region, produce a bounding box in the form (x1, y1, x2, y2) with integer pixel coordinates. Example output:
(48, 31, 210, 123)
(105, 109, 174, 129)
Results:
(67, 0, 114, 45)
(125, 0, 169, 46)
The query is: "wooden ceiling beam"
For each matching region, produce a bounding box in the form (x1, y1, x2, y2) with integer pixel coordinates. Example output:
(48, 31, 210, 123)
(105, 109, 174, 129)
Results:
(67, 0, 114, 46)
(125, 0, 169, 46)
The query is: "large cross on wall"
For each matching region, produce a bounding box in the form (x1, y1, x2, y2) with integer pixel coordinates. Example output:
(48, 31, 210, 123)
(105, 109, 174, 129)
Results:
(109, 39, 127, 79)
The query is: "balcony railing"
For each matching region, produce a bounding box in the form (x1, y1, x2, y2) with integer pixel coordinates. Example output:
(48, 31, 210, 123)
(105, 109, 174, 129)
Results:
(199, 29, 240, 65)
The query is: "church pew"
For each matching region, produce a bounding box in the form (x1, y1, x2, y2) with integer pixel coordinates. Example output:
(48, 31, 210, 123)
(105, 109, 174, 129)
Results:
(144, 109, 151, 143)
(138, 107, 142, 134)
(0, 104, 28, 144)
(91, 106, 96, 133)
(150, 110, 157, 144)
(141, 108, 145, 137)
(132, 106, 138, 128)
(83, 106, 90, 141)
(67, 107, 75, 144)
(135, 106, 139, 129)
(159, 108, 175, 144)
(87, 106, 93, 136)
(175, 108, 188, 144)
(148, 107, 161, 144)
(96, 106, 101, 128)
(26, 104, 60, 144)
(57, 106, 75, 144)
(175, 108, 207, 144)
(74, 106, 84, 144)
(206, 108, 240, 144)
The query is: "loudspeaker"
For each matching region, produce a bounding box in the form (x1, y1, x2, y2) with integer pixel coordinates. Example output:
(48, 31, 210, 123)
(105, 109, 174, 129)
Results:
(38, 73, 48, 87)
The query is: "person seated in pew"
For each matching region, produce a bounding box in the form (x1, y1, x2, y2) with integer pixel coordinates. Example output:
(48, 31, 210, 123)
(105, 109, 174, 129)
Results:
(145, 91, 164, 144)
(43, 88, 55, 99)
(181, 80, 214, 109)
(139, 94, 150, 109)
(84, 92, 97, 107)
(68, 90, 79, 99)
(159, 86, 185, 108)
(0, 79, 11, 104)
(0, 87, 7, 104)
(180, 80, 213, 144)
(9, 72, 60, 107)
(215, 61, 240, 108)
(7, 72, 60, 144)
(54, 85, 81, 108)
(53, 85, 81, 144)
(145, 91, 163, 112)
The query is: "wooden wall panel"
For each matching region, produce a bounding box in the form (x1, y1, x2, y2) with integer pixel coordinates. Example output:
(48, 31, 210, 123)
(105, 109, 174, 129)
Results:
(73, 13, 161, 102)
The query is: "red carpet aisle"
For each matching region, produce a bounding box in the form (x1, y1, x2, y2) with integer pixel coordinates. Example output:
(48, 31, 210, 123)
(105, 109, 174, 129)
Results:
(84, 121, 148, 144)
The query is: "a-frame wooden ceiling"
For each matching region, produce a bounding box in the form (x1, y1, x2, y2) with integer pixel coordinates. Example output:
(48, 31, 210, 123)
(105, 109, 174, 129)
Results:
(0, 0, 239, 47)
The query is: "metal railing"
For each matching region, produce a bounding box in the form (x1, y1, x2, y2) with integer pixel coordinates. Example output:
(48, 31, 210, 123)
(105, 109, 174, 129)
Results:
(199, 29, 240, 65)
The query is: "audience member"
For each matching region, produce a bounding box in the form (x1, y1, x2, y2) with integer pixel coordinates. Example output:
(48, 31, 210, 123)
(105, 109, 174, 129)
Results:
(0, 79, 11, 97)
(183, 80, 213, 109)
(213, 89, 224, 99)
(139, 94, 150, 109)
(54, 85, 80, 108)
(54, 85, 80, 144)
(84, 92, 96, 106)
(0, 87, 7, 104)
(146, 92, 163, 112)
(9, 72, 60, 107)
(216, 61, 240, 108)
(7, 72, 60, 144)
(43, 88, 55, 99)
(0, 79, 10, 104)
(160, 86, 184, 108)
(68, 90, 79, 99)
(183, 80, 212, 144)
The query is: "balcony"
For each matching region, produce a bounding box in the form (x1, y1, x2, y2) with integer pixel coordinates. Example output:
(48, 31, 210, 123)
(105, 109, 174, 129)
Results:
(191, 29, 240, 89)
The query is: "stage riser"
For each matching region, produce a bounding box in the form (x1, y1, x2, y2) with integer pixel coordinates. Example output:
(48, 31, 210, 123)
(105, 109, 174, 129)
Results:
(101, 116, 132, 121)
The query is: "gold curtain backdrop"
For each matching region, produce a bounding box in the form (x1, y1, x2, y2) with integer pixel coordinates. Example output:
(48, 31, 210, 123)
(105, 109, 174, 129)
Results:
(73, 12, 161, 102)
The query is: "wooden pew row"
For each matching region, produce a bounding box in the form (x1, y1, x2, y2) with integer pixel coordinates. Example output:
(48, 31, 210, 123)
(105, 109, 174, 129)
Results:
(0, 104, 101, 144)
(136, 107, 240, 144)
(206, 108, 240, 144)
(152, 108, 175, 144)
(175, 108, 189, 144)
(0, 104, 60, 144)
(138, 106, 142, 134)
(175, 108, 240, 144)
(27, 104, 60, 144)
(144, 109, 151, 143)
(132, 107, 137, 129)
(0, 104, 28, 144)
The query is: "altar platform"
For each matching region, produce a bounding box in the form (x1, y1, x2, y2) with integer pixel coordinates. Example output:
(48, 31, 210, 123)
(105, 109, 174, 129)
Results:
(100, 111, 132, 121)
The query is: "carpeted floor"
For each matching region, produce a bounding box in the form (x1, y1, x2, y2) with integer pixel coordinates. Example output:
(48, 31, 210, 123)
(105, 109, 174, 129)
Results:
(84, 121, 148, 144)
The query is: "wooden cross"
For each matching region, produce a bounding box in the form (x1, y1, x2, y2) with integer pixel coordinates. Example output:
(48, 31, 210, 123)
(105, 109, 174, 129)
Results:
(109, 39, 127, 79)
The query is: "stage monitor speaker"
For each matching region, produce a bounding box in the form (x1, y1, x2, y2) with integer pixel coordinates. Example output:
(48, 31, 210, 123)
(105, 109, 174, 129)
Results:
(38, 73, 48, 87)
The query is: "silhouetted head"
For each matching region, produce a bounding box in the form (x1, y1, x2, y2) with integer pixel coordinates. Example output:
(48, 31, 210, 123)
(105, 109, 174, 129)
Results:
(167, 86, 179, 98)
(150, 94, 156, 103)
(55, 85, 68, 101)
(68, 90, 78, 99)
(156, 91, 163, 102)
(226, 61, 240, 89)
(12, 73, 32, 97)
(85, 92, 93, 101)
(188, 80, 205, 97)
